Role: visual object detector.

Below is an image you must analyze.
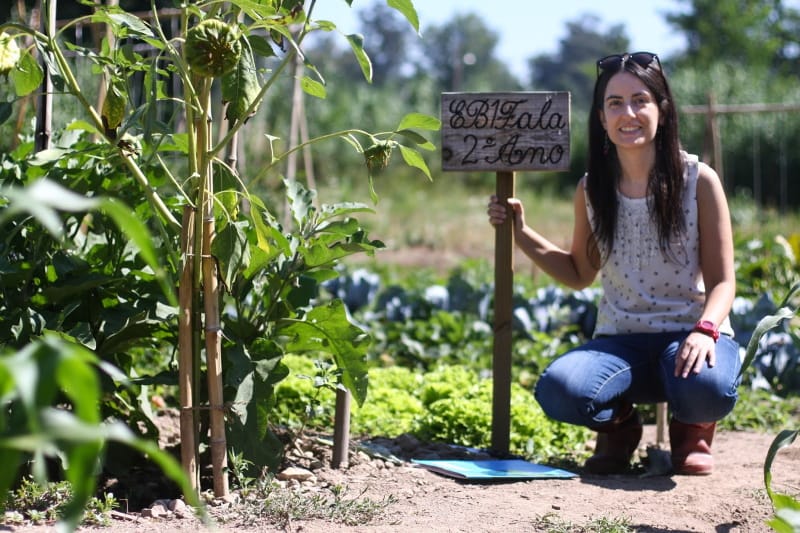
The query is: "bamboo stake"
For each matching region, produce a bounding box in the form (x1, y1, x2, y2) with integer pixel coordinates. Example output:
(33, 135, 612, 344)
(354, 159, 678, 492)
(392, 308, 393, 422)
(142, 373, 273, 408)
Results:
(178, 205, 198, 489)
(203, 215, 228, 496)
(199, 85, 229, 498)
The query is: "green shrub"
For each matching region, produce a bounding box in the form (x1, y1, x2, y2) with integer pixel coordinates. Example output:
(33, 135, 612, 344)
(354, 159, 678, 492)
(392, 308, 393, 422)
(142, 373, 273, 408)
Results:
(275, 358, 590, 462)
(273, 354, 338, 428)
(351, 366, 425, 437)
(415, 366, 590, 461)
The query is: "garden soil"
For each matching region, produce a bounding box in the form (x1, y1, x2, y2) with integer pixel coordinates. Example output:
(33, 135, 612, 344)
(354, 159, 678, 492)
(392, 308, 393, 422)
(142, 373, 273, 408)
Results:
(7, 424, 800, 533)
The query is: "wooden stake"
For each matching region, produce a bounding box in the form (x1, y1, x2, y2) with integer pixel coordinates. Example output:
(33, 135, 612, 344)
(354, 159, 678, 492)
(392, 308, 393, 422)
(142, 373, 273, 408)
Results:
(491, 171, 515, 454)
(178, 206, 198, 489)
(34, 0, 54, 152)
(203, 214, 228, 497)
(198, 83, 229, 497)
(656, 402, 668, 446)
(331, 387, 351, 468)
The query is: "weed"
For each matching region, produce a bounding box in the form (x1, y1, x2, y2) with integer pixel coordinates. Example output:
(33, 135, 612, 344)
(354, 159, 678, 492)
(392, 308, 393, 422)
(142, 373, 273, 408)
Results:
(216, 476, 396, 529)
(1, 477, 117, 527)
(532, 512, 633, 532)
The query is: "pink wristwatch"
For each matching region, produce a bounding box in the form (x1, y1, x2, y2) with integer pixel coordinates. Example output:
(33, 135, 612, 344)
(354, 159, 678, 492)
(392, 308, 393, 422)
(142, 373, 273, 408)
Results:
(693, 320, 720, 342)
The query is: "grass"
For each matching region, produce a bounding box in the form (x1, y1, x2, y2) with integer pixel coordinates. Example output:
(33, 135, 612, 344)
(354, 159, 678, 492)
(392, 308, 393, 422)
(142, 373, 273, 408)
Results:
(532, 512, 634, 532)
(2, 477, 119, 527)
(316, 169, 800, 284)
(317, 170, 576, 282)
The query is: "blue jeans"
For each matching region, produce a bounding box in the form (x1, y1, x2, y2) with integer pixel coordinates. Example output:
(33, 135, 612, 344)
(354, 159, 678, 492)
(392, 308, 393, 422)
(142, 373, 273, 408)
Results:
(534, 332, 742, 427)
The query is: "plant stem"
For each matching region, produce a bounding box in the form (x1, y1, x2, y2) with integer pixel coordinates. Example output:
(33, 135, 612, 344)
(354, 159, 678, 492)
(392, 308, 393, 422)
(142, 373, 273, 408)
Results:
(250, 128, 376, 184)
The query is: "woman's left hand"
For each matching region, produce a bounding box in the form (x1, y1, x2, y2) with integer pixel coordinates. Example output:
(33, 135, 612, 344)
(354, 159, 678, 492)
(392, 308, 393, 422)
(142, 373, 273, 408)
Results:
(675, 332, 717, 378)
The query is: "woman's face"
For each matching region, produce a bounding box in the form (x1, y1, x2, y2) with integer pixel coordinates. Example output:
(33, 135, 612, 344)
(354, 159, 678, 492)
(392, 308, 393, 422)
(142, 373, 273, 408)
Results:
(599, 71, 661, 151)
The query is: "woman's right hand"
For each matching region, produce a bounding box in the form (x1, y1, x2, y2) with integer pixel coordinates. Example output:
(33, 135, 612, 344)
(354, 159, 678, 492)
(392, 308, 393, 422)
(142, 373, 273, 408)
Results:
(487, 195, 525, 228)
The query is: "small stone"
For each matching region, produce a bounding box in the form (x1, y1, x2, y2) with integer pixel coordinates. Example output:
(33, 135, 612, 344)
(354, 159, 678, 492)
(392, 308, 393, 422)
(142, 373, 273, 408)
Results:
(277, 466, 317, 482)
(142, 503, 168, 518)
(169, 499, 188, 514)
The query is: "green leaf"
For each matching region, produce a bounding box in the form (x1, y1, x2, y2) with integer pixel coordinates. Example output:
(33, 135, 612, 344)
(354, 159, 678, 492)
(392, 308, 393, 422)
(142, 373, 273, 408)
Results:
(96, 313, 165, 359)
(94, 11, 155, 38)
(0, 102, 12, 125)
(66, 119, 100, 135)
(0, 337, 206, 530)
(0, 179, 97, 237)
(397, 112, 441, 131)
(300, 75, 327, 99)
(399, 144, 432, 180)
(101, 77, 127, 132)
(739, 305, 797, 377)
(764, 429, 799, 499)
(396, 129, 436, 150)
(10, 51, 43, 97)
(286, 178, 316, 227)
(345, 33, 372, 83)
(100, 197, 177, 306)
(247, 34, 276, 58)
(40, 272, 113, 303)
(212, 222, 249, 289)
(56, 351, 101, 423)
(387, 0, 420, 33)
(280, 300, 370, 405)
(318, 201, 373, 221)
(222, 42, 261, 122)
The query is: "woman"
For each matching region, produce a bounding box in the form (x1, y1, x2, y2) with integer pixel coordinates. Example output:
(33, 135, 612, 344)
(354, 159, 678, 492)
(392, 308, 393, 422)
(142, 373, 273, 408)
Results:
(487, 52, 741, 476)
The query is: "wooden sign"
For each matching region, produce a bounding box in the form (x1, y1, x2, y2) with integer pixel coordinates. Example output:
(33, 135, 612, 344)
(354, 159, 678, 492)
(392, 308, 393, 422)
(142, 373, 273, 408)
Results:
(441, 92, 571, 172)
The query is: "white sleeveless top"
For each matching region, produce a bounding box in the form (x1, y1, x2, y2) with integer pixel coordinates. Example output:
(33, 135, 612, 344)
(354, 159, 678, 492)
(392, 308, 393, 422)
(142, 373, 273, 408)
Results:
(585, 152, 733, 336)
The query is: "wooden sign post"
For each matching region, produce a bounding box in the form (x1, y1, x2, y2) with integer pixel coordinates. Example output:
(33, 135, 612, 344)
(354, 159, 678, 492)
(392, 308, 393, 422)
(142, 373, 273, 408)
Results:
(441, 92, 570, 453)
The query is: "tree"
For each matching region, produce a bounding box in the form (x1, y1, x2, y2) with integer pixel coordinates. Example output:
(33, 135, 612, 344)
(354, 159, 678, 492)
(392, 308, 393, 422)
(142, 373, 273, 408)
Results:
(418, 13, 520, 92)
(665, 0, 800, 73)
(527, 14, 629, 110)
(357, 2, 416, 85)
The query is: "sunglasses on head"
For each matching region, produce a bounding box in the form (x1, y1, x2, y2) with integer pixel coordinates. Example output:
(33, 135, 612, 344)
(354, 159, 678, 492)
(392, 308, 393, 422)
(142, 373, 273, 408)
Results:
(596, 52, 661, 77)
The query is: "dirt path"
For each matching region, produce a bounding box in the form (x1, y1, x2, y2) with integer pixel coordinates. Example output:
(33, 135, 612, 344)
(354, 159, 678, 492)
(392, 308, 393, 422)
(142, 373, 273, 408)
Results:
(11, 425, 797, 533)
(290, 426, 797, 533)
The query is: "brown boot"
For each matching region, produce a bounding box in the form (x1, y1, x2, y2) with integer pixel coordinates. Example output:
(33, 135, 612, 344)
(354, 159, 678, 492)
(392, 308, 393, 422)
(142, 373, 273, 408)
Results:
(584, 406, 643, 475)
(669, 419, 715, 475)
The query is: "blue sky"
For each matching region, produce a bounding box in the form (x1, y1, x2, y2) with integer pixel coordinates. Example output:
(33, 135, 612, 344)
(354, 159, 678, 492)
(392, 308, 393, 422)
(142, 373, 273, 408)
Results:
(313, 0, 689, 79)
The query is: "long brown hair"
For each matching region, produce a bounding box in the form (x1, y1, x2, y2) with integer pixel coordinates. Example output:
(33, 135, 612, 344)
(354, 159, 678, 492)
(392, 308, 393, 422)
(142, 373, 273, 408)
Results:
(586, 54, 686, 266)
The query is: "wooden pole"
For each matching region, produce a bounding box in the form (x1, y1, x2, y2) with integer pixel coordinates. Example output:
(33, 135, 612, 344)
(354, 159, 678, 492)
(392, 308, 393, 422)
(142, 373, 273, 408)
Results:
(331, 387, 351, 468)
(655, 402, 667, 446)
(491, 171, 515, 454)
(34, 0, 54, 152)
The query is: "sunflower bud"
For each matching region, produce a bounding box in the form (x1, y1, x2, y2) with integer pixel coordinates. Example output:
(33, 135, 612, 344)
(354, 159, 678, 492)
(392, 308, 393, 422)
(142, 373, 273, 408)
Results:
(184, 19, 242, 78)
(364, 140, 394, 174)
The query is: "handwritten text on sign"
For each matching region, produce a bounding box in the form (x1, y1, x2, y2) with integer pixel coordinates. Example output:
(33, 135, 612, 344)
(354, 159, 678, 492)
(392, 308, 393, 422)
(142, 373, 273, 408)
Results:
(441, 92, 571, 172)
